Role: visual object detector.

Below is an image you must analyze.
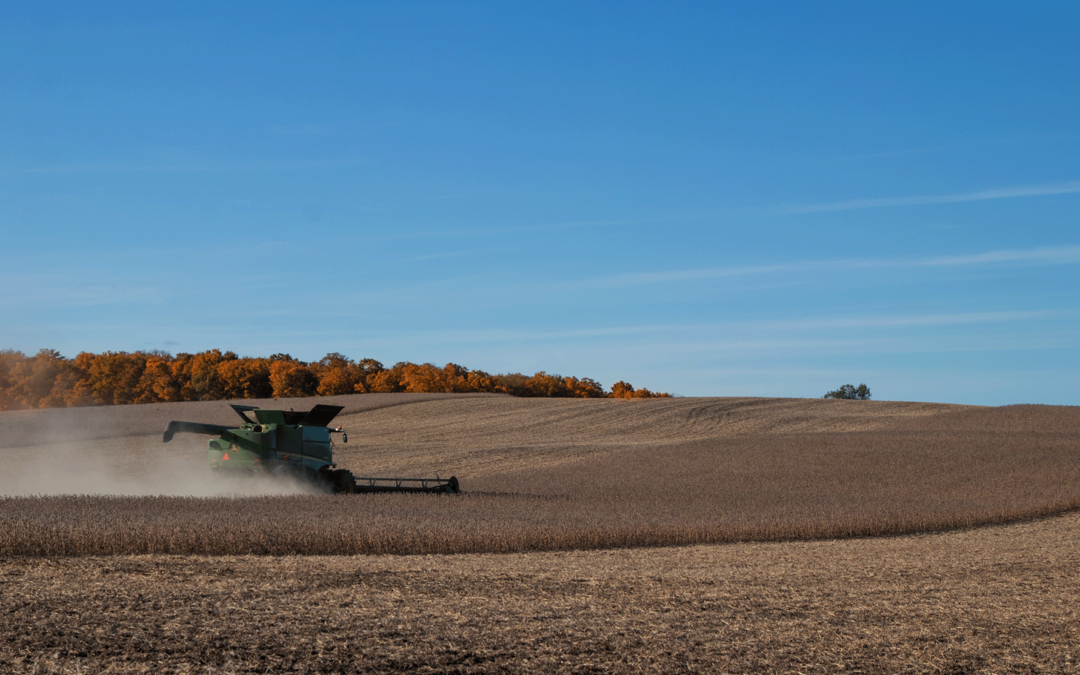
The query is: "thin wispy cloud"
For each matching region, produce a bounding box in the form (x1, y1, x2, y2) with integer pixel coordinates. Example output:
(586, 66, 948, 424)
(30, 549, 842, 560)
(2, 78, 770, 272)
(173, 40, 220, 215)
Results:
(408, 251, 472, 262)
(572, 245, 1080, 289)
(406, 247, 515, 262)
(305, 310, 1072, 347)
(406, 179, 1080, 240)
(837, 145, 948, 161)
(761, 180, 1080, 215)
(411, 215, 676, 239)
(900, 246, 1080, 267)
(648, 333, 1077, 358)
(269, 124, 336, 136)
(323, 244, 1080, 311)
(833, 133, 1080, 162)
(2, 158, 363, 175)
(0, 279, 164, 308)
(748, 309, 1075, 331)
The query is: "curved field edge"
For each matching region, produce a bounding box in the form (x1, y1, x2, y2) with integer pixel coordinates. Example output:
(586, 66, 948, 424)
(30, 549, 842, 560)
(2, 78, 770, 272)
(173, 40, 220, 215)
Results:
(3, 495, 1080, 557)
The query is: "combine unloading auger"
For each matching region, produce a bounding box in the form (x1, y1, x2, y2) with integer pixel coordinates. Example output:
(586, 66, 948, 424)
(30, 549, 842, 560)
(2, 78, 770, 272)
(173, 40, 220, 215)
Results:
(162, 403, 461, 495)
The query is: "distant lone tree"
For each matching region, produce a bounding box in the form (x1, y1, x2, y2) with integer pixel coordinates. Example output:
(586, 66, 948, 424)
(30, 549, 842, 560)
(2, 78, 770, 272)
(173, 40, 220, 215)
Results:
(823, 383, 871, 400)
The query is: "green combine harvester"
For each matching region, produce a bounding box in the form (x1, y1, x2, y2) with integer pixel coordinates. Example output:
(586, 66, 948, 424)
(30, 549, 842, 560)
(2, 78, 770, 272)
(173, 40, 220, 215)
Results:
(162, 403, 460, 494)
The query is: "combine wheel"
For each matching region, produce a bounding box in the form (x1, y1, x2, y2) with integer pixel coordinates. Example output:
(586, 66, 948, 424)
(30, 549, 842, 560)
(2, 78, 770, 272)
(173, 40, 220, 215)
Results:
(329, 469, 357, 494)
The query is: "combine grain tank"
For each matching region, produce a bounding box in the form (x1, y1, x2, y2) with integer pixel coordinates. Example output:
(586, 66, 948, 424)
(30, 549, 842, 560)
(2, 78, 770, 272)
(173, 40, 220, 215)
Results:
(162, 404, 460, 494)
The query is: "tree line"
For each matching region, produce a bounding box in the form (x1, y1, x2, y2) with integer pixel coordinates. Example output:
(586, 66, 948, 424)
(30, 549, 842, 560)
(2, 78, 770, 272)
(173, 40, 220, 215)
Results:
(0, 349, 669, 410)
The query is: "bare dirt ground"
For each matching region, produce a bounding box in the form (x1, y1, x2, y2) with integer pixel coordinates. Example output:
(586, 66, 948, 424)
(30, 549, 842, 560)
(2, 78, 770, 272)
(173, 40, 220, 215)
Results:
(2, 512, 1077, 673)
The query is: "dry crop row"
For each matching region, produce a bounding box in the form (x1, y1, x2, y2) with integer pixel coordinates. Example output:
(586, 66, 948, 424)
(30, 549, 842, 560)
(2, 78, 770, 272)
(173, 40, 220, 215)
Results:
(3, 404, 1078, 556)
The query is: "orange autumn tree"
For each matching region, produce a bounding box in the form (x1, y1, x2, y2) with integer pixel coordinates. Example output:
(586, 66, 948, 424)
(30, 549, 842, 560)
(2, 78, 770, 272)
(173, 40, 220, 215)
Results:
(0, 349, 83, 409)
(0, 349, 669, 410)
(138, 353, 182, 402)
(608, 380, 668, 399)
(217, 357, 273, 399)
(400, 363, 498, 393)
(70, 351, 153, 406)
(267, 354, 318, 398)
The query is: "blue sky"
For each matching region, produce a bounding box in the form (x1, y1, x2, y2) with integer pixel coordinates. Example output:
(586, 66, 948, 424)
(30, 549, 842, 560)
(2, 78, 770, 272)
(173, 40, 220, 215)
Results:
(1, 2, 1078, 404)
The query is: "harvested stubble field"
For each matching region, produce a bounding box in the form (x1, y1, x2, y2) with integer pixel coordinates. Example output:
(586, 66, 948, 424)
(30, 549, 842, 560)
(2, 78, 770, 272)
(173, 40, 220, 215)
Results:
(2, 394, 1079, 673)
(2, 514, 1079, 673)
(1, 395, 1079, 555)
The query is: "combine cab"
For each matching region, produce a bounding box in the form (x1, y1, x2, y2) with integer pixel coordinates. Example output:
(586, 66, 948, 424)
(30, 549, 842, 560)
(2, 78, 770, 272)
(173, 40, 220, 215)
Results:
(162, 403, 460, 494)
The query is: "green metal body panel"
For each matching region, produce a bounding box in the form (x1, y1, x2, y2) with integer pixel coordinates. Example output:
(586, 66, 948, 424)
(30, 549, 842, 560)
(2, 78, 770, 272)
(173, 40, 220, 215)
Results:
(253, 409, 287, 425)
(208, 419, 336, 479)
